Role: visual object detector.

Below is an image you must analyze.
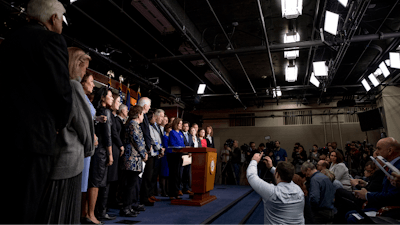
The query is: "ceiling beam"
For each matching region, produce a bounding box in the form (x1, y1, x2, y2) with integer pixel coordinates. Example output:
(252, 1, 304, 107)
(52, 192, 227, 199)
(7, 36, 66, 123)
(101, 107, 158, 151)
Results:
(149, 32, 400, 64)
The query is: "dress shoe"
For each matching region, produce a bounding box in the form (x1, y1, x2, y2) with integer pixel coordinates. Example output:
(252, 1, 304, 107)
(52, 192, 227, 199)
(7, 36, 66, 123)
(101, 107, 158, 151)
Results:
(183, 190, 194, 195)
(119, 209, 137, 217)
(150, 196, 161, 202)
(131, 204, 146, 211)
(178, 190, 183, 196)
(97, 213, 116, 221)
(147, 197, 156, 203)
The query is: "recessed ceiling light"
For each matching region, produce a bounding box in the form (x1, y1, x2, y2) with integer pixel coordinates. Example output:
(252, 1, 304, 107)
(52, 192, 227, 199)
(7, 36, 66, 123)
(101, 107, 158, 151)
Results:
(379, 61, 390, 77)
(310, 72, 320, 87)
(197, 84, 206, 94)
(285, 65, 298, 82)
(281, 0, 303, 19)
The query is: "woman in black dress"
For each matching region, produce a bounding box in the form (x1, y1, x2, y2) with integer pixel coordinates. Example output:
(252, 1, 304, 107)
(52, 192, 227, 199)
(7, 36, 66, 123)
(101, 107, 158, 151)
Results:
(87, 86, 114, 224)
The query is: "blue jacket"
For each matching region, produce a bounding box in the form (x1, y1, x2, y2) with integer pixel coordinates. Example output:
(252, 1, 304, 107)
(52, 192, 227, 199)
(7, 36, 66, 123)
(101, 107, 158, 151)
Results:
(308, 171, 335, 210)
(366, 156, 400, 208)
(168, 130, 185, 149)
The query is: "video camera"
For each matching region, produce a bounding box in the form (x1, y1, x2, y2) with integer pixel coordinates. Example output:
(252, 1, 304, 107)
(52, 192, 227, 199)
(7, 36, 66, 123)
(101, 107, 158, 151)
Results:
(240, 143, 252, 153)
(266, 141, 277, 151)
(225, 139, 234, 148)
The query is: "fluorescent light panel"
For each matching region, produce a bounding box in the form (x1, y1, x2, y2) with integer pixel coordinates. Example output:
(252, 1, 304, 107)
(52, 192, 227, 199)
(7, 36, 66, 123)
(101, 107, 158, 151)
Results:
(324, 11, 339, 35)
(338, 0, 348, 7)
(313, 61, 328, 76)
(284, 32, 300, 59)
(379, 61, 390, 77)
(368, 74, 380, 87)
(361, 79, 371, 92)
(281, 0, 303, 19)
(285, 65, 298, 82)
(389, 52, 400, 69)
(310, 72, 320, 87)
(197, 84, 206, 94)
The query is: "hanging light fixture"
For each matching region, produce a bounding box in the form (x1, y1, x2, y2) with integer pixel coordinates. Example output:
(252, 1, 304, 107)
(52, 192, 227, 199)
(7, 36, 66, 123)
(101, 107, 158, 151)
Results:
(197, 84, 206, 94)
(281, 0, 303, 19)
(338, 0, 348, 7)
(272, 87, 282, 98)
(389, 52, 400, 69)
(313, 61, 328, 76)
(368, 74, 380, 87)
(309, 72, 320, 87)
(361, 79, 371, 92)
(284, 31, 300, 59)
(285, 64, 298, 82)
(324, 11, 340, 35)
(379, 61, 390, 77)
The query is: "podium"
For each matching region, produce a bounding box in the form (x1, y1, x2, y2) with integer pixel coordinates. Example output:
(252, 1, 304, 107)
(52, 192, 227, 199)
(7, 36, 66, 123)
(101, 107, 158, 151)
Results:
(172, 147, 217, 206)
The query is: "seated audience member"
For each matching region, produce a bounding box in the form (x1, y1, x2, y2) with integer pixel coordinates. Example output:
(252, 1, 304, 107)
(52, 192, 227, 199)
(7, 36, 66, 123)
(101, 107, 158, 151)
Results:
(316, 160, 329, 171)
(320, 169, 343, 191)
(301, 161, 335, 224)
(329, 150, 352, 191)
(293, 173, 315, 224)
(334, 160, 385, 223)
(346, 137, 400, 223)
(247, 153, 305, 224)
(309, 144, 320, 166)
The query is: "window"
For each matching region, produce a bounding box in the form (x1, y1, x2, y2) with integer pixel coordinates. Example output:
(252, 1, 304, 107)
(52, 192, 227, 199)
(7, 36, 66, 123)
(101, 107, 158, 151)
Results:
(229, 113, 255, 127)
(284, 110, 312, 125)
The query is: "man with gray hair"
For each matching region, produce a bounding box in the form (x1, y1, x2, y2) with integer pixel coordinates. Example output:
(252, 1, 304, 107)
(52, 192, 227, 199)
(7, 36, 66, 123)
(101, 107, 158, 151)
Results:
(1, 0, 72, 223)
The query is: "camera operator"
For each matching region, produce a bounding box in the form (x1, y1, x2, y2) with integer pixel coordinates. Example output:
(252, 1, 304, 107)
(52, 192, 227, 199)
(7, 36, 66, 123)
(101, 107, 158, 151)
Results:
(272, 141, 288, 167)
(231, 140, 242, 185)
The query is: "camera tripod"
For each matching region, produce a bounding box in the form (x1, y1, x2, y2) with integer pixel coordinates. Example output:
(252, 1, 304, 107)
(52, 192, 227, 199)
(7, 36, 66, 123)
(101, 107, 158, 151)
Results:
(218, 161, 238, 185)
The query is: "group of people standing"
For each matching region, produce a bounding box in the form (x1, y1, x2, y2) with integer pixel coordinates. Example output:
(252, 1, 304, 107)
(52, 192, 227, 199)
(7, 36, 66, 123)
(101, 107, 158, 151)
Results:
(1, 0, 219, 224)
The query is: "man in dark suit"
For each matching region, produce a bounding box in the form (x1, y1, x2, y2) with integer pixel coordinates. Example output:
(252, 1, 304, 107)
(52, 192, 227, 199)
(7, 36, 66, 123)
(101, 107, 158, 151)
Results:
(138, 97, 157, 206)
(1, 0, 72, 223)
(181, 121, 193, 194)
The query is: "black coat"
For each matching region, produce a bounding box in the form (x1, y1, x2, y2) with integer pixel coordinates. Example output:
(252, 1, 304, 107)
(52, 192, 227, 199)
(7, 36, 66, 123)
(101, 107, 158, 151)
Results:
(1, 22, 72, 156)
(108, 115, 124, 181)
(206, 137, 215, 148)
(140, 113, 152, 152)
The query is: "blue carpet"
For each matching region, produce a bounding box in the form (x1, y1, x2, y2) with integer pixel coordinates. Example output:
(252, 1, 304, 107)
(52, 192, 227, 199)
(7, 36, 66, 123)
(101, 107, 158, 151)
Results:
(211, 190, 261, 224)
(244, 199, 264, 224)
(103, 185, 252, 224)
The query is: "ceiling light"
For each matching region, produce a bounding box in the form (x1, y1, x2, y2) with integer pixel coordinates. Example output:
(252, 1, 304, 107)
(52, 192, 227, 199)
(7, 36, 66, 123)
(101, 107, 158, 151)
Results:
(313, 61, 328, 76)
(379, 61, 390, 77)
(368, 74, 380, 87)
(70, 0, 78, 3)
(273, 87, 282, 98)
(310, 72, 320, 87)
(361, 79, 371, 92)
(284, 32, 300, 59)
(197, 84, 206, 94)
(385, 59, 391, 67)
(373, 68, 382, 76)
(324, 11, 339, 35)
(285, 65, 298, 82)
(63, 15, 68, 26)
(281, 0, 303, 19)
(338, 0, 348, 7)
(389, 52, 400, 69)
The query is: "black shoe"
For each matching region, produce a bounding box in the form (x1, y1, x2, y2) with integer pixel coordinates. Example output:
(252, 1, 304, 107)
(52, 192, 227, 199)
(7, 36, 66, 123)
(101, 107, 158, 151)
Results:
(131, 204, 146, 211)
(119, 209, 137, 217)
(97, 213, 117, 221)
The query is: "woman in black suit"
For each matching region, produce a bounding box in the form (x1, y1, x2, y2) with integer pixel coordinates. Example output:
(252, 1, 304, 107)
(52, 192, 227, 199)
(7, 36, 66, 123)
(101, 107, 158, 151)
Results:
(206, 126, 215, 148)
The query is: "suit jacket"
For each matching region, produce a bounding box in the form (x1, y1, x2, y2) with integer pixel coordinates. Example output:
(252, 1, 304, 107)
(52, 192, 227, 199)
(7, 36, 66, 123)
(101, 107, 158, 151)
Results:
(140, 113, 152, 152)
(206, 136, 215, 148)
(50, 80, 94, 180)
(1, 22, 72, 156)
(182, 131, 193, 147)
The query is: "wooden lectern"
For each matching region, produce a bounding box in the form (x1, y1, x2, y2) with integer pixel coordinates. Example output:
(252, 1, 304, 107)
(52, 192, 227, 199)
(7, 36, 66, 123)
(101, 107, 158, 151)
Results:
(171, 147, 217, 206)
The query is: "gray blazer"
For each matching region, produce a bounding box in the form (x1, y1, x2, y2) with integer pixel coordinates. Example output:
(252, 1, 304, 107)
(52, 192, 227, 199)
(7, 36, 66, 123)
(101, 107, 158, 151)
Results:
(50, 80, 95, 180)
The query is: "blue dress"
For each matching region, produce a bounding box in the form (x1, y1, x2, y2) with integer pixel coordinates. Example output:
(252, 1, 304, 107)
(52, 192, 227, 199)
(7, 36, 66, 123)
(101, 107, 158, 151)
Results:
(168, 130, 185, 149)
(82, 95, 96, 192)
(160, 134, 170, 177)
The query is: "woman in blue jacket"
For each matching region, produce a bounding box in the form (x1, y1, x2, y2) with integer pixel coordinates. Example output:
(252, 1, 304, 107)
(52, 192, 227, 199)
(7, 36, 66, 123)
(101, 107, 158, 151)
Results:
(167, 118, 185, 199)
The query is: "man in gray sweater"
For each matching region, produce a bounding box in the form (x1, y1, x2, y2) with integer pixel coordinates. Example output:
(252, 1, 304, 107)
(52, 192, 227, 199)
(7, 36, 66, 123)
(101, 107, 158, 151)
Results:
(247, 152, 305, 224)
